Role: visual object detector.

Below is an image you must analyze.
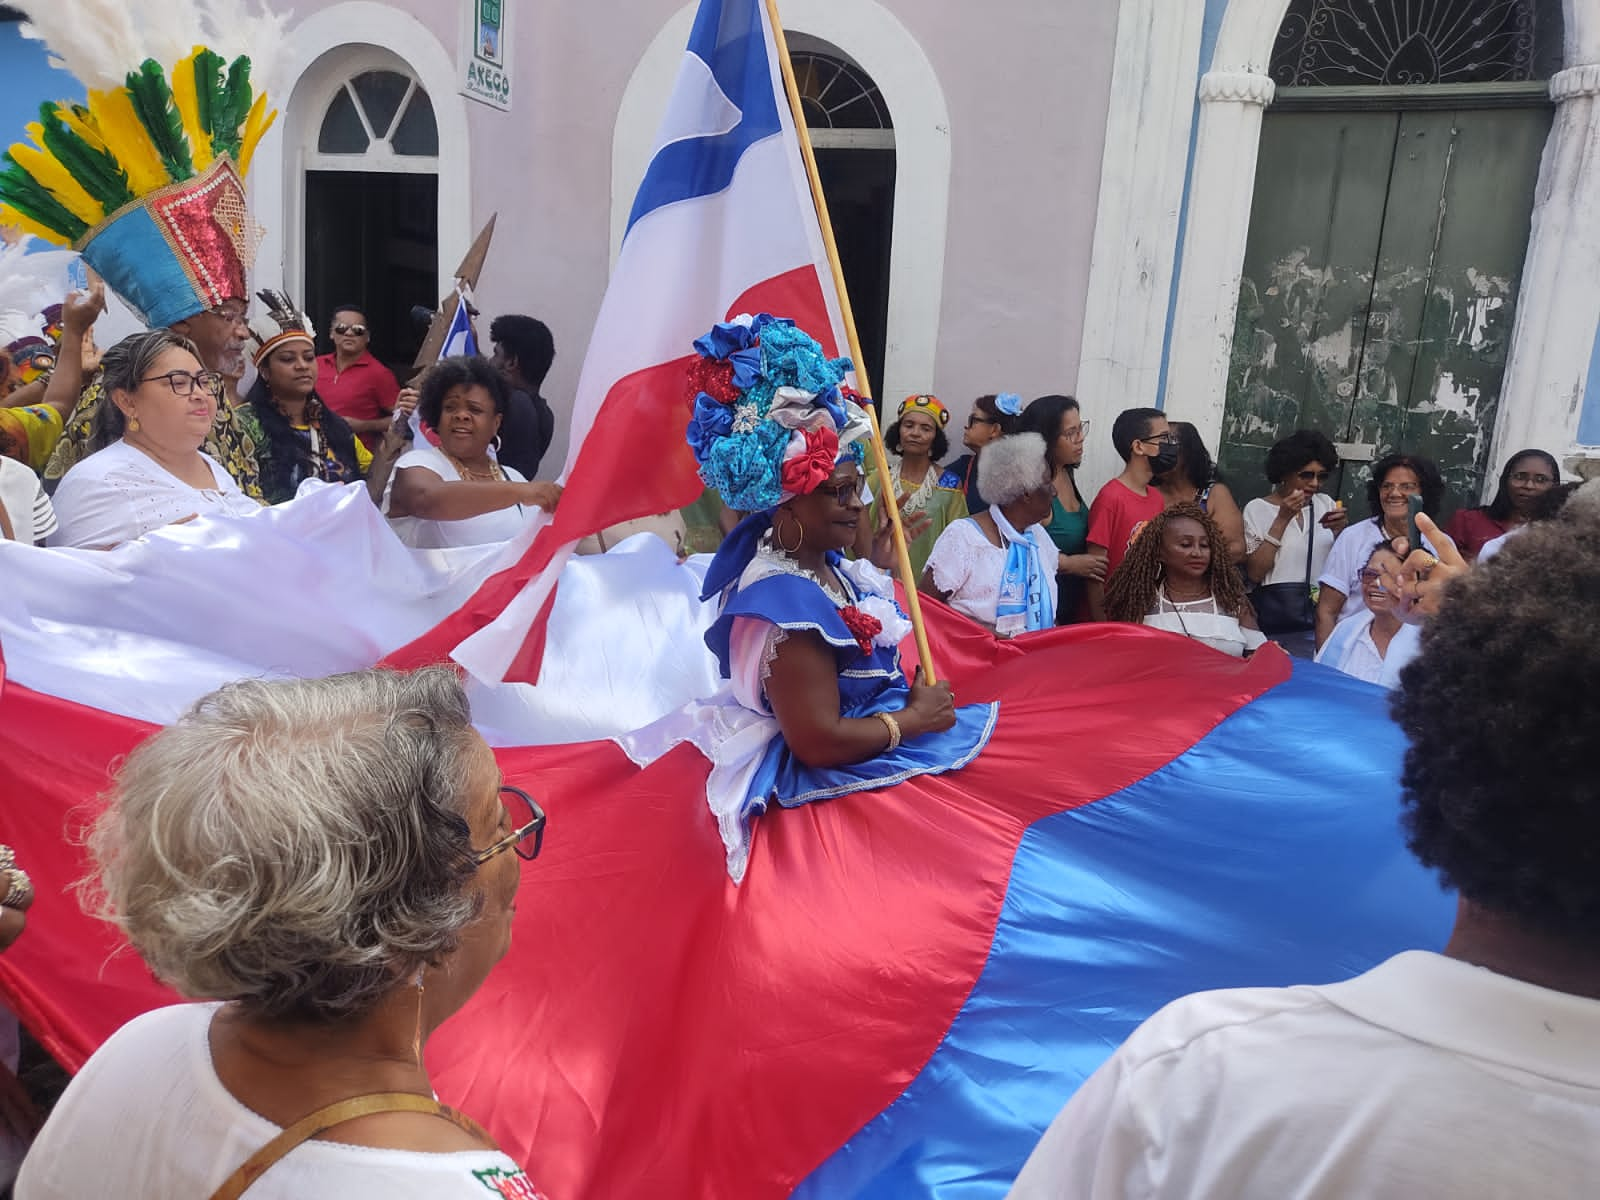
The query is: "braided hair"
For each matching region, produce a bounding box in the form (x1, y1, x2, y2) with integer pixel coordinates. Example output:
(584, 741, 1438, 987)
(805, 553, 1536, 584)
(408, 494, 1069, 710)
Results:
(244, 376, 363, 504)
(1104, 501, 1250, 624)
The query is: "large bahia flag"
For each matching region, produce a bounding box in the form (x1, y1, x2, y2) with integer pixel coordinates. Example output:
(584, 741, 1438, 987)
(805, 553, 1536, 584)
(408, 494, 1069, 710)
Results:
(381, 0, 849, 685)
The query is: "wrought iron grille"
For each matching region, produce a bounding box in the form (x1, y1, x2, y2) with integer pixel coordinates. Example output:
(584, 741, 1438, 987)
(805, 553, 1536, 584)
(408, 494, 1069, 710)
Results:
(1270, 0, 1556, 87)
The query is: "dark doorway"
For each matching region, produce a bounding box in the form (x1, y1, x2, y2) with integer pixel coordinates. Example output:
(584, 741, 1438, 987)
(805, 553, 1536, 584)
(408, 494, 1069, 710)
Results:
(304, 171, 438, 374)
(815, 147, 895, 397)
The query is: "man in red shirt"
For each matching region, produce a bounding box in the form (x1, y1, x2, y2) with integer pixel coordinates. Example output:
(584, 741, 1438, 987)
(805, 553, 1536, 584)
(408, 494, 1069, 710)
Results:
(316, 304, 400, 449)
(1084, 407, 1179, 621)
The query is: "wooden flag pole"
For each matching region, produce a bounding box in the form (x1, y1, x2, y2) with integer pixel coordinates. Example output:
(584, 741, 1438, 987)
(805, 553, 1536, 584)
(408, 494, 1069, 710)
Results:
(764, 0, 939, 684)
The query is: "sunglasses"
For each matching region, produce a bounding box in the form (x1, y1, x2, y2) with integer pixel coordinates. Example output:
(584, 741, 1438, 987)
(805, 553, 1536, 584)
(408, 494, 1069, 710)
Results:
(1296, 469, 1332, 483)
(333, 323, 369, 337)
(965, 414, 999, 429)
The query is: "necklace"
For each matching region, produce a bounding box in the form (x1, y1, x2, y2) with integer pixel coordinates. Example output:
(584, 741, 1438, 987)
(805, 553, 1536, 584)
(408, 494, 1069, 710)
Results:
(445, 452, 504, 483)
(753, 537, 850, 606)
(888, 453, 938, 514)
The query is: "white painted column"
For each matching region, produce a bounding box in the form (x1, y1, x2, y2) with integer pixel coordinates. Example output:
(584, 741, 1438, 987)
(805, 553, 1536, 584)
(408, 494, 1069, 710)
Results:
(1161, 70, 1276, 453)
(1490, 63, 1600, 482)
(1072, 0, 1204, 491)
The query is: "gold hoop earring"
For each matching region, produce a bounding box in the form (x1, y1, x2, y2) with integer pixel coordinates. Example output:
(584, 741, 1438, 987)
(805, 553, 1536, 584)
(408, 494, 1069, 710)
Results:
(774, 511, 803, 556)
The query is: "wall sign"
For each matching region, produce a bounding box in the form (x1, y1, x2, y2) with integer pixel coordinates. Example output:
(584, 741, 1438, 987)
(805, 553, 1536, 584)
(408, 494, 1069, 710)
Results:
(461, 0, 513, 111)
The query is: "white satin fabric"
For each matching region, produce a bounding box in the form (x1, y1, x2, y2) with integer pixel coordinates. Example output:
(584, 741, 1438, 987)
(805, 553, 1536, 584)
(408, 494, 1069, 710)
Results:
(1, 481, 721, 747)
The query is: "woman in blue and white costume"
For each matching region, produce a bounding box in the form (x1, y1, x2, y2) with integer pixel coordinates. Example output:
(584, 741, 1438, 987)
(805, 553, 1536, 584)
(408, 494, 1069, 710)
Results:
(627, 315, 997, 880)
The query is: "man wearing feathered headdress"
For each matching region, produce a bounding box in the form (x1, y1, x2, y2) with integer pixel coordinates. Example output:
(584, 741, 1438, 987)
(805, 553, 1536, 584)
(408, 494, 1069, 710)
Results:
(0, 1, 285, 499)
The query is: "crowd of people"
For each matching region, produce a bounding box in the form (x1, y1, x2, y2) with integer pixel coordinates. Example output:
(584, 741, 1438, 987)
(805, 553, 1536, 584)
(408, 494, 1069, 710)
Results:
(0, 276, 1579, 675)
(4, 305, 1596, 1198)
(0, 284, 567, 554)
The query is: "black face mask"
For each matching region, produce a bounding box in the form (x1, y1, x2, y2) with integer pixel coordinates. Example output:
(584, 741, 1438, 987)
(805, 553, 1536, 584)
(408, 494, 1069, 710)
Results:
(1149, 441, 1180, 475)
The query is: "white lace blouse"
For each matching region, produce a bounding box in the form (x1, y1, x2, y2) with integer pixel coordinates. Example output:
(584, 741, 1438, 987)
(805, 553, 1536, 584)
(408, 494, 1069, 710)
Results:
(923, 517, 1058, 633)
(1142, 587, 1267, 658)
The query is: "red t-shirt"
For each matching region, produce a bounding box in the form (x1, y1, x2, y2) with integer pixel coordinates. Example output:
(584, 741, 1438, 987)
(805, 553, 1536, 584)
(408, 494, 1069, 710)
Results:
(316, 351, 400, 447)
(1444, 507, 1510, 559)
(1087, 477, 1166, 576)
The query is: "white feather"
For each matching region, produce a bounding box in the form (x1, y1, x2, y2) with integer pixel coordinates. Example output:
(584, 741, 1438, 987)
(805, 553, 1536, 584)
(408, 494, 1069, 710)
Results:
(14, 2, 154, 92)
(13, 0, 287, 94)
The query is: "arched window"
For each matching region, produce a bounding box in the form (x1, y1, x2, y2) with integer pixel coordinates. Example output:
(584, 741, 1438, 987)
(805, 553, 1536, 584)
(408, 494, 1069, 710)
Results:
(792, 51, 893, 136)
(316, 68, 439, 163)
(1270, 0, 1564, 87)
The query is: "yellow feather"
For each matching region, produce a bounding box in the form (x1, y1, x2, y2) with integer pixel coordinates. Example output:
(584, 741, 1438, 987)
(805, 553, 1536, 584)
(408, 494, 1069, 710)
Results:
(171, 48, 215, 171)
(85, 88, 171, 196)
(60, 107, 112, 157)
(0, 203, 71, 247)
(236, 95, 277, 178)
(10, 129, 105, 227)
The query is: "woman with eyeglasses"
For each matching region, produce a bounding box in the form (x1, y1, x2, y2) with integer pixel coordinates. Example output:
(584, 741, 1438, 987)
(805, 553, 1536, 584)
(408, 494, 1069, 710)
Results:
(48, 330, 262, 549)
(1444, 449, 1560, 561)
(16, 668, 551, 1198)
(316, 304, 400, 452)
(939, 393, 1022, 514)
(1313, 543, 1415, 687)
(1243, 430, 1348, 587)
(1314, 452, 1444, 649)
(1017, 395, 1103, 623)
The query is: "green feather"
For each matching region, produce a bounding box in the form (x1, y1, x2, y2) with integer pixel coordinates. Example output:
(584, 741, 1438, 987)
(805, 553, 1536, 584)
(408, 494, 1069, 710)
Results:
(37, 102, 134, 212)
(125, 59, 194, 182)
(0, 154, 90, 241)
(194, 49, 228, 150)
(215, 56, 254, 159)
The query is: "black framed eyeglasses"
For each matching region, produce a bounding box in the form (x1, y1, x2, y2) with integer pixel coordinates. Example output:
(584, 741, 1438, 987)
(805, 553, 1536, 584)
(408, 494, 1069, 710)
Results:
(965, 414, 998, 429)
(472, 784, 546, 865)
(1139, 431, 1178, 447)
(140, 370, 224, 397)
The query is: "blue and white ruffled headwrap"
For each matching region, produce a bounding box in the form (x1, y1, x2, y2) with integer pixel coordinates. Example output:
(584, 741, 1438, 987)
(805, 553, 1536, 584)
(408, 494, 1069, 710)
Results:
(687, 314, 872, 598)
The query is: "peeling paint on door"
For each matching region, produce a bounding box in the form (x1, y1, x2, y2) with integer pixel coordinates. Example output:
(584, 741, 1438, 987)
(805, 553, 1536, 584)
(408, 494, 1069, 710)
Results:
(1219, 103, 1552, 512)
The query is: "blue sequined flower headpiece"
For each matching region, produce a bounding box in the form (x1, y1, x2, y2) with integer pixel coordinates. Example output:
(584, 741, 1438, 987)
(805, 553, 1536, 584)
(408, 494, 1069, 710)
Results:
(685, 314, 870, 513)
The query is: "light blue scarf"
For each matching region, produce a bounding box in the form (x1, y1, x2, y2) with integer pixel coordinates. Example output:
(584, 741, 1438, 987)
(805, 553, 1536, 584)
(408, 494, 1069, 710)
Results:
(991, 504, 1054, 637)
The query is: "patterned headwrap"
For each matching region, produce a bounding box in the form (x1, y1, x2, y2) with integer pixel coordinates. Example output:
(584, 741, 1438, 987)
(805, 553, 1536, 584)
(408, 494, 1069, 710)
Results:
(686, 313, 869, 513)
(898, 393, 949, 428)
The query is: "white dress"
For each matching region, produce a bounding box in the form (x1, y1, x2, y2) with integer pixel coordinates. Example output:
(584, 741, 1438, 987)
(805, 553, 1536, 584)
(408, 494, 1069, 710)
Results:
(1142, 587, 1267, 658)
(1242, 493, 1337, 586)
(16, 1003, 544, 1200)
(383, 443, 531, 549)
(48, 440, 260, 549)
(923, 516, 1059, 633)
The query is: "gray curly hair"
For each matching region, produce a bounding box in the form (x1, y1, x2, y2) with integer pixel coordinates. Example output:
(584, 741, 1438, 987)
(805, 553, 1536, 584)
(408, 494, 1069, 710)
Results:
(976, 432, 1052, 507)
(85, 667, 485, 1022)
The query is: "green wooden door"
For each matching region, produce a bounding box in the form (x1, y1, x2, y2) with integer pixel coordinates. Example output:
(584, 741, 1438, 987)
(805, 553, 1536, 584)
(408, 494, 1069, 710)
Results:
(1221, 99, 1551, 513)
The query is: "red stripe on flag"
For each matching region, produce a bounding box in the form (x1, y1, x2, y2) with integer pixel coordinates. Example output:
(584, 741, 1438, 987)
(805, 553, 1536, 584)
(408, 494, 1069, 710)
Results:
(381, 265, 837, 678)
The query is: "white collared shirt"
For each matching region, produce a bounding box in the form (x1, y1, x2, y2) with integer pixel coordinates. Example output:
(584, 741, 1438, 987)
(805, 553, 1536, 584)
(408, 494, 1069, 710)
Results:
(1008, 951, 1600, 1199)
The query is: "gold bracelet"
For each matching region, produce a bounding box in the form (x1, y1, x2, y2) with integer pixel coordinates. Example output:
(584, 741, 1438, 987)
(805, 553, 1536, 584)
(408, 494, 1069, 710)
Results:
(875, 711, 902, 753)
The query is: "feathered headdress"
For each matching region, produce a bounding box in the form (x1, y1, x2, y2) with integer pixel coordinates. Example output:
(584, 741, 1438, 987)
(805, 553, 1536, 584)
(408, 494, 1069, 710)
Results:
(685, 314, 868, 513)
(0, 1, 284, 329)
(247, 287, 314, 365)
